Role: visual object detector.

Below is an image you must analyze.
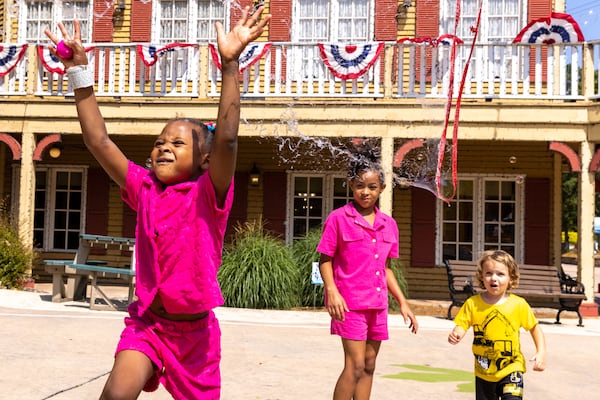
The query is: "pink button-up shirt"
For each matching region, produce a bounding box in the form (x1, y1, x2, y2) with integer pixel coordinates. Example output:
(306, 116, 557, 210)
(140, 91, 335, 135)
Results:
(317, 202, 399, 310)
(121, 161, 234, 316)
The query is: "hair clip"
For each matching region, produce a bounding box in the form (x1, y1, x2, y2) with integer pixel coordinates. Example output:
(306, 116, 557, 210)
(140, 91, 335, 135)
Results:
(205, 122, 216, 132)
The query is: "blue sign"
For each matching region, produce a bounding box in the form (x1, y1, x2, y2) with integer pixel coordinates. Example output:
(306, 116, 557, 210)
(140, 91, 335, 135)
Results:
(311, 261, 324, 285)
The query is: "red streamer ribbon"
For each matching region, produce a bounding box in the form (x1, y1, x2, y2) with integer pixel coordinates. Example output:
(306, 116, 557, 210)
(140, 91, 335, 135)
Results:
(435, 0, 482, 203)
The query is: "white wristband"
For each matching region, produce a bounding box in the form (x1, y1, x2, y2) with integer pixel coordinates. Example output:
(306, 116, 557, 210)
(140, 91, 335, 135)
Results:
(66, 65, 94, 90)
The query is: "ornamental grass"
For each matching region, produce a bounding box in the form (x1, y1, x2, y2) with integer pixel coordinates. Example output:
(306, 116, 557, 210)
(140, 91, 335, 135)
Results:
(219, 219, 300, 309)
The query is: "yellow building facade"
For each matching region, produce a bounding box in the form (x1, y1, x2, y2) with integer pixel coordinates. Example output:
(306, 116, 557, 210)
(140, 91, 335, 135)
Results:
(1, 0, 598, 315)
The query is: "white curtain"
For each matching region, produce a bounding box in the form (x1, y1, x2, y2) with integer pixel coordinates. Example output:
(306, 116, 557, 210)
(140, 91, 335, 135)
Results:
(295, 0, 370, 42)
(24, 0, 90, 43)
(160, 0, 188, 43)
(337, 0, 368, 42)
(440, 0, 521, 43)
(25, 1, 53, 42)
(298, 0, 329, 42)
(195, 0, 225, 42)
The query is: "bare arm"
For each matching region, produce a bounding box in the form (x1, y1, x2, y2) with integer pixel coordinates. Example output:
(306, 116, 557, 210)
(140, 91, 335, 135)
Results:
(448, 325, 466, 344)
(45, 21, 128, 187)
(211, 7, 270, 205)
(319, 253, 348, 321)
(529, 324, 546, 371)
(386, 260, 418, 334)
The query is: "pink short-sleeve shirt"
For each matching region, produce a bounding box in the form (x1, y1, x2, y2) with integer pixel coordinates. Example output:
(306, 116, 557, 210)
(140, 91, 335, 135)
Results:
(317, 202, 399, 310)
(121, 161, 234, 316)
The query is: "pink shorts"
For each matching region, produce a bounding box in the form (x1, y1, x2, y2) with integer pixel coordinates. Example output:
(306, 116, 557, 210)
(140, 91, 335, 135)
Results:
(331, 309, 389, 341)
(116, 303, 221, 399)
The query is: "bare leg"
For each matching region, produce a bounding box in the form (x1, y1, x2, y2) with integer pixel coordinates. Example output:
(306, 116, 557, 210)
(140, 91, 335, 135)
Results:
(333, 339, 366, 400)
(99, 350, 155, 400)
(353, 340, 381, 400)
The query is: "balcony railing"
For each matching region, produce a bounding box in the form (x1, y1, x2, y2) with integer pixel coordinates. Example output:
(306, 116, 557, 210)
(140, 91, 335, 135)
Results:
(2, 41, 600, 100)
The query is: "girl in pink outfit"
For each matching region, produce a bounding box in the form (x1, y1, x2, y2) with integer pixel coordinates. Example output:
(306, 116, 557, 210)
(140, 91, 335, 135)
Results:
(317, 141, 419, 400)
(45, 7, 270, 400)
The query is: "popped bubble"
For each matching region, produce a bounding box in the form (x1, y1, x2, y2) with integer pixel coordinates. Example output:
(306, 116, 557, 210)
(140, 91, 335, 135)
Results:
(253, 105, 454, 197)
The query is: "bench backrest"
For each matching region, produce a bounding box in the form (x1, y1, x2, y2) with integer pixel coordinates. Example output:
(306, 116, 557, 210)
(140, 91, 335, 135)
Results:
(515, 264, 562, 295)
(445, 260, 563, 295)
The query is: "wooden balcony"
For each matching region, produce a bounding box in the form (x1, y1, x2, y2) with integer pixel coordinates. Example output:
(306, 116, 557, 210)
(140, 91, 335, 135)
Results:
(2, 41, 600, 101)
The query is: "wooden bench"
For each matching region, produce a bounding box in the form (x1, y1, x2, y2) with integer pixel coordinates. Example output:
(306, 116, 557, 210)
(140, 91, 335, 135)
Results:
(44, 234, 136, 310)
(444, 259, 587, 326)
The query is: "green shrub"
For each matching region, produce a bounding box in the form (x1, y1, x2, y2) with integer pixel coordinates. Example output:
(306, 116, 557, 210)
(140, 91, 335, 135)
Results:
(291, 228, 324, 308)
(388, 258, 408, 312)
(219, 220, 300, 309)
(0, 202, 36, 289)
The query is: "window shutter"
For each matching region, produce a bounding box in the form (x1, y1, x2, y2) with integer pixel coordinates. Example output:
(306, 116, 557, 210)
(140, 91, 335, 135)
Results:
(269, 0, 292, 41)
(524, 178, 550, 265)
(231, 0, 252, 27)
(526, 0, 552, 83)
(416, 0, 439, 39)
(226, 171, 249, 238)
(92, 2, 113, 42)
(130, 0, 153, 42)
(411, 188, 436, 266)
(263, 171, 287, 237)
(85, 168, 109, 235)
(374, 0, 398, 41)
(414, 0, 439, 82)
(528, 0, 552, 20)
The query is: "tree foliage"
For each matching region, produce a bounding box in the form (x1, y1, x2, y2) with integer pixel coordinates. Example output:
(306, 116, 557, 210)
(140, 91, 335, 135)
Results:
(0, 200, 36, 289)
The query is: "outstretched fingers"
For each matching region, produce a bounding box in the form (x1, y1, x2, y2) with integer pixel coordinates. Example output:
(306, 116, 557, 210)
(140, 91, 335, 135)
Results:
(44, 20, 87, 66)
(243, 5, 270, 32)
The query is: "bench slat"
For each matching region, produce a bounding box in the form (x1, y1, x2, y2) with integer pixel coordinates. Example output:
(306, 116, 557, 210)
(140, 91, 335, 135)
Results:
(68, 263, 135, 276)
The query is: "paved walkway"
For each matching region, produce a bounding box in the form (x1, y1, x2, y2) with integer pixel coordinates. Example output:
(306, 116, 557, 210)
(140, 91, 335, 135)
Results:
(1, 284, 599, 399)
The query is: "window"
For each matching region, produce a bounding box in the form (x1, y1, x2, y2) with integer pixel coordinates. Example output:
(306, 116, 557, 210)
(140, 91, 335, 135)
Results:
(288, 172, 352, 242)
(20, 0, 92, 43)
(32, 167, 87, 251)
(439, 0, 524, 79)
(154, 0, 227, 79)
(155, 0, 228, 43)
(437, 175, 523, 264)
(291, 0, 374, 79)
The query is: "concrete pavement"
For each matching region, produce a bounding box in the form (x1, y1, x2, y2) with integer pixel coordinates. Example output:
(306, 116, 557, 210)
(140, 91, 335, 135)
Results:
(1, 285, 599, 399)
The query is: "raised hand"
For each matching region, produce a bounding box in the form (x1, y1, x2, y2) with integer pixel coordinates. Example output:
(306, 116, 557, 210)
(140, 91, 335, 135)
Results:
(44, 20, 87, 68)
(215, 5, 271, 63)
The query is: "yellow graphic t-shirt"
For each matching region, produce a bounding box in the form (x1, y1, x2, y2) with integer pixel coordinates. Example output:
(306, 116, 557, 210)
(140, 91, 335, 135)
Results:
(454, 293, 538, 382)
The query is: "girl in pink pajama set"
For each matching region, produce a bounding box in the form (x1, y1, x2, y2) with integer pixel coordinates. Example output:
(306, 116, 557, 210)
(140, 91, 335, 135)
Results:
(317, 141, 419, 400)
(45, 7, 270, 399)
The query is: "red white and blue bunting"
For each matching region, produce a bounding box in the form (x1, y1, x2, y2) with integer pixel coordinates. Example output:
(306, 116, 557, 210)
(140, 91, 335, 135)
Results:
(137, 42, 198, 67)
(37, 45, 95, 74)
(398, 34, 463, 47)
(317, 42, 384, 80)
(0, 44, 28, 77)
(208, 42, 272, 72)
(513, 12, 585, 44)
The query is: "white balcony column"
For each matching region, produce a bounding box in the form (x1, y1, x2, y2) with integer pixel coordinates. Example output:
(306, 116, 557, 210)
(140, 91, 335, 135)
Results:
(380, 136, 394, 216)
(582, 43, 595, 100)
(577, 140, 599, 316)
(17, 132, 36, 268)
